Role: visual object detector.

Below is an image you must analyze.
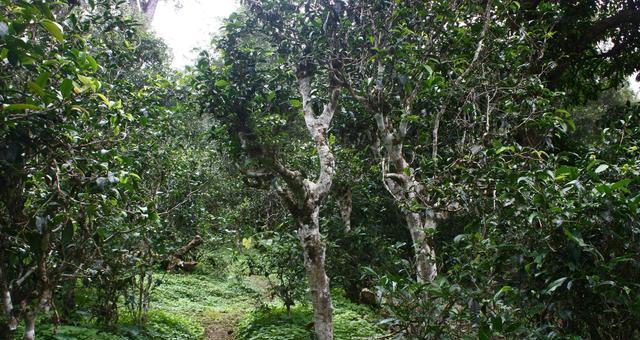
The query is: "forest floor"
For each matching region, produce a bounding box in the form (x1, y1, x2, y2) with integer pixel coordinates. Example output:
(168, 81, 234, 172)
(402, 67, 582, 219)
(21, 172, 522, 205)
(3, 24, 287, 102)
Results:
(204, 313, 237, 339)
(35, 270, 382, 339)
(151, 271, 384, 339)
(151, 272, 264, 339)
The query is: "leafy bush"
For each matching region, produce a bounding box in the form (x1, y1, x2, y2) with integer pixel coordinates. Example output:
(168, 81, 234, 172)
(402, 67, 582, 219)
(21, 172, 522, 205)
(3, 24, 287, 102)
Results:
(243, 230, 307, 312)
(370, 107, 640, 339)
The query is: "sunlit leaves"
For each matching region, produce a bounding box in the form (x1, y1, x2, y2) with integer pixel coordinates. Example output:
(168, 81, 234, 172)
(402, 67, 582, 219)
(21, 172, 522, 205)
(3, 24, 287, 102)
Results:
(41, 19, 64, 43)
(2, 103, 44, 111)
(594, 164, 609, 174)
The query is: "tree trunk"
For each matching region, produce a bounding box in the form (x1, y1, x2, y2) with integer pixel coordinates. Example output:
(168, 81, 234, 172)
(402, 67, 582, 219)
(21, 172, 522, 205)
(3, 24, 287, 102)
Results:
(236, 64, 340, 340)
(23, 312, 35, 340)
(375, 111, 439, 283)
(298, 209, 333, 340)
(129, 0, 160, 23)
(141, 0, 160, 22)
(406, 211, 438, 283)
(165, 235, 203, 271)
(296, 75, 338, 340)
(335, 187, 352, 232)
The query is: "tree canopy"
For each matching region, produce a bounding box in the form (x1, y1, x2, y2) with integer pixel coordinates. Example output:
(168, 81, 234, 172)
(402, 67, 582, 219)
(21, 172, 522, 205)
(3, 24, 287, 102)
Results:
(1, 1, 639, 339)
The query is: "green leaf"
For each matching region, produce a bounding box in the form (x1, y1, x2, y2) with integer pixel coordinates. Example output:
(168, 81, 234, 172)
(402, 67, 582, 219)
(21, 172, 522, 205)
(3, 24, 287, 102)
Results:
(35, 72, 50, 88)
(60, 79, 73, 98)
(41, 19, 64, 43)
(78, 75, 99, 92)
(86, 54, 99, 72)
(611, 178, 632, 192)
(2, 104, 44, 111)
(97, 93, 111, 107)
(545, 277, 567, 294)
(563, 228, 586, 247)
(496, 145, 515, 155)
(555, 166, 578, 180)
(595, 183, 612, 194)
(289, 99, 302, 109)
(424, 64, 433, 78)
(594, 164, 609, 174)
(494, 285, 512, 300)
(214, 79, 229, 88)
(28, 81, 45, 97)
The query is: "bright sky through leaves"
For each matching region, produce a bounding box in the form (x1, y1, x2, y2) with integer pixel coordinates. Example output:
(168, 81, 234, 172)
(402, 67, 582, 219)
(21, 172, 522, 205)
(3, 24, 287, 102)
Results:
(151, 0, 239, 68)
(148, 0, 640, 97)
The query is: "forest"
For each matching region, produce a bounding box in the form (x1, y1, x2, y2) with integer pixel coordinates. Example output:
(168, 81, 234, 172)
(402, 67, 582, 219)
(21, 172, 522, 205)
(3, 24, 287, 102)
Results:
(1, 0, 639, 339)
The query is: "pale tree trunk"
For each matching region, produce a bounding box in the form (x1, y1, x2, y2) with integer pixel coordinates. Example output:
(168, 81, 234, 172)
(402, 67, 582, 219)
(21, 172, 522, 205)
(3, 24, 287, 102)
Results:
(294, 75, 339, 340)
(406, 211, 438, 282)
(375, 110, 439, 283)
(23, 311, 35, 340)
(236, 60, 339, 340)
(1, 283, 18, 339)
(352, 57, 440, 283)
(129, 0, 160, 23)
(298, 209, 333, 340)
(141, 0, 160, 22)
(335, 187, 352, 232)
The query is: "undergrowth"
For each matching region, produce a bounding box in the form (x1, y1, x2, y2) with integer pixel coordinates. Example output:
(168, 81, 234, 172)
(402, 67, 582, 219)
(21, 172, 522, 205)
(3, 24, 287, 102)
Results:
(34, 270, 383, 340)
(236, 290, 382, 340)
(30, 310, 203, 340)
(151, 272, 262, 319)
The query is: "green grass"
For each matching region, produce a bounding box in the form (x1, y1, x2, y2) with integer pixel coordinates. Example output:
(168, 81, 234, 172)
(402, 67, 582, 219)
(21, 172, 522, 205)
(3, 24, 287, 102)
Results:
(151, 272, 263, 319)
(35, 310, 204, 340)
(36, 324, 125, 340)
(31, 270, 384, 340)
(236, 290, 383, 340)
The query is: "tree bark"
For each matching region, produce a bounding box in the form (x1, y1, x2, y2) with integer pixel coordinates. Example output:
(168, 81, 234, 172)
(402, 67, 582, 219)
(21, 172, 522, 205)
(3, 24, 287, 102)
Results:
(23, 311, 35, 340)
(1, 285, 17, 339)
(165, 235, 203, 271)
(129, 0, 160, 23)
(229, 52, 340, 340)
(294, 74, 339, 340)
(335, 187, 352, 232)
(141, 0, 160, 22)
(298, 209, 333, 340)
(375, 111, 439, 283)
(406, 211, 438, 283)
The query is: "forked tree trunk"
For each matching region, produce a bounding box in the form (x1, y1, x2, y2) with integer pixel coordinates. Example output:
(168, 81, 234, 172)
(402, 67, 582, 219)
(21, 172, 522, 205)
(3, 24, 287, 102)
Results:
(237, 62, 339, 340)
(295, 75, 339, 340)
(375, 110, 439, 283)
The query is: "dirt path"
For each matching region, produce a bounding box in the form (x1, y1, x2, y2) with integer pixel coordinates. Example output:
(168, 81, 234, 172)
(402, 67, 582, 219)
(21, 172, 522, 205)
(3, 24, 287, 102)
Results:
(204, 311, 242, 340)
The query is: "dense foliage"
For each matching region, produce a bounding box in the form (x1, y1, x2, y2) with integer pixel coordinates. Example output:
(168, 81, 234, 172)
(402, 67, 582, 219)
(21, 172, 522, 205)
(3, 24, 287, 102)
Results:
(1, 0, 638, 339)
